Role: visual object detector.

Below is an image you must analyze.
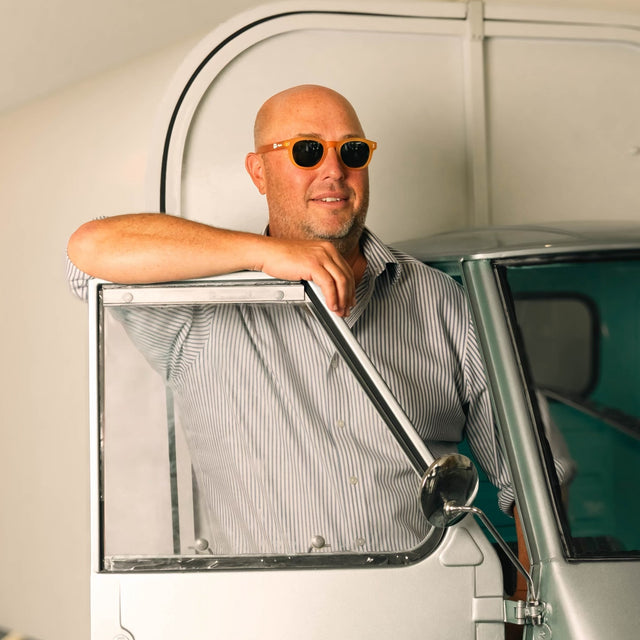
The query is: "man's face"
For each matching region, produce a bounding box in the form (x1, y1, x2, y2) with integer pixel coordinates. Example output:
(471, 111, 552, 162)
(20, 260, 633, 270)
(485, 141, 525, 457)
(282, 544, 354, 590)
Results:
(247, 87, 370, 256)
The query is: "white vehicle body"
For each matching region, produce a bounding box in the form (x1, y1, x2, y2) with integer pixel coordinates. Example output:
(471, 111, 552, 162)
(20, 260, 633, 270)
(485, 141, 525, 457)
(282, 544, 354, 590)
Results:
(89, 3, 640, 638)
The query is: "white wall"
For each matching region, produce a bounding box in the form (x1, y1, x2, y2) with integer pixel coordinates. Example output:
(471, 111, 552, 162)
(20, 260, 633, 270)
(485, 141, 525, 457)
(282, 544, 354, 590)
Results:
(0, 38, 196, 640)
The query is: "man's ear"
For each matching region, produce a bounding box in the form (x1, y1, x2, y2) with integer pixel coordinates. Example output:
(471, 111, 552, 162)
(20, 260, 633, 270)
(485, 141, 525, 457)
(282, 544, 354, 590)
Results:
(245, 152, 267, 195)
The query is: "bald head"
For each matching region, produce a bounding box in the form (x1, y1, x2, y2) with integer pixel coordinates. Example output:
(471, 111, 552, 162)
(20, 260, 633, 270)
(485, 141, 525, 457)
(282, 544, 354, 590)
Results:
(253, 85, 365, 149)
(245, 84, 371, 258)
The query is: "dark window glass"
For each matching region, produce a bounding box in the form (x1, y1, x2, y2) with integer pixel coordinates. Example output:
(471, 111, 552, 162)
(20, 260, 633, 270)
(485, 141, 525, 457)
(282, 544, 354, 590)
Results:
(514, 295, 596, 396)
(506, 258, 640, 559)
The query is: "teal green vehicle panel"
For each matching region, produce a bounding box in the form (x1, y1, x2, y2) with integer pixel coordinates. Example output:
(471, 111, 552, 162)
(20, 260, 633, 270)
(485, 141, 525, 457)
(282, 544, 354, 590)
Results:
(548, 402, 640, 552)
(505, 259, 640, 554)
(506, 260, 640, 416)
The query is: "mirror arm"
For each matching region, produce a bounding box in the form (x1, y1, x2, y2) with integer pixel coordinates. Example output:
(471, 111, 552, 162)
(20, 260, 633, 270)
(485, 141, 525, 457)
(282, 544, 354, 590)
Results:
(444, 502, 538, 603)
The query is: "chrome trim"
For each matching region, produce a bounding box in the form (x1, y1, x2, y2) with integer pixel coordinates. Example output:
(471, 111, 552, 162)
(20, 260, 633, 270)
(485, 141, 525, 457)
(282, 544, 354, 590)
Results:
(446, 504, 537, 601)
(504, 599, 547, 627)
(408, 243, 640, 264)
(305, 281, 436, 476)
(103, 535, 443, 572)
(102, 280, 306, 306)
(88, 281, 103, 574)
(465, 243, 640, 261)
(542, 389, 640, 443)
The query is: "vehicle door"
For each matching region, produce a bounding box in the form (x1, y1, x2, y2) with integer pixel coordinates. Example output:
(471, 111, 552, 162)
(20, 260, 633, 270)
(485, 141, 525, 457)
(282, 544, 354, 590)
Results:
(89, 277, 506, 640)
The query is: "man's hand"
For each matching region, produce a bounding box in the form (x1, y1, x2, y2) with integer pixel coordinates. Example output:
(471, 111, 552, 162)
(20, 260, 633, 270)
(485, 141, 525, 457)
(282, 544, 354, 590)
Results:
(254, 237, 357, 317)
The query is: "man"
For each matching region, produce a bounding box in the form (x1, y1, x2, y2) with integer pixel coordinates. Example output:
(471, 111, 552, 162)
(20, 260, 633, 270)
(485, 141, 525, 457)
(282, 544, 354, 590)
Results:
(68, 85, 516, 556)
(68, 85, 368, 317)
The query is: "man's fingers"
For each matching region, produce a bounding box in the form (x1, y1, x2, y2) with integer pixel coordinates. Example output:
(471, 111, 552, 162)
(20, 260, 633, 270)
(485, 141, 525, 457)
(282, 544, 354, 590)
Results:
(303, 243, 355, 315)
(259, 238, 357, 316)
(317, 258, 355, 316)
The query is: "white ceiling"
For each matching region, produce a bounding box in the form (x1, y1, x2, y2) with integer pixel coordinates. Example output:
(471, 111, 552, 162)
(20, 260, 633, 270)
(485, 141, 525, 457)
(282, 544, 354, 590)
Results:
(0, 0, 262, 113)
(2, 0, 639, 115)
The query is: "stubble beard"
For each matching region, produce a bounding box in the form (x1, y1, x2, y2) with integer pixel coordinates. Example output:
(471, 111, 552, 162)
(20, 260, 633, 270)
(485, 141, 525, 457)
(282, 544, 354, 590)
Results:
(307, 213, 366, 256)
(303, 188, 369, 257)
(267, 188, 369, 257)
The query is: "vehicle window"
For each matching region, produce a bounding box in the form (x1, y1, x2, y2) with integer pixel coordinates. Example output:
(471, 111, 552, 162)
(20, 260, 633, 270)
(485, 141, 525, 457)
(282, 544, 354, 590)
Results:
(513, 294, 597, 396)
(98, 283, 434, 570)
(505, 258, 640, 559)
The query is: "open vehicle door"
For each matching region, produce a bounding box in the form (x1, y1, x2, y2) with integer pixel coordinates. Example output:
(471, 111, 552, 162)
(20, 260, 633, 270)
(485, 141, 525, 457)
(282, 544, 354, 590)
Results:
(89, 276, 506, 639)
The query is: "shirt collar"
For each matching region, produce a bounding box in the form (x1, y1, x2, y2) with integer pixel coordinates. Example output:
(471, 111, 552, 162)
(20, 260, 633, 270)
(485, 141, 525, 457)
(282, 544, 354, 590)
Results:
(262, 225, 403, 286)
(360, 228, 402, 286)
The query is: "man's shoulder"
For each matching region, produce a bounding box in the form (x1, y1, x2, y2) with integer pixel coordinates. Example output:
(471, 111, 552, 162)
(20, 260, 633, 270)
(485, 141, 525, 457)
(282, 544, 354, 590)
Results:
(362, 228, 463, 299)
(388, 244, 462, 292)
(365, 229, 453, 275)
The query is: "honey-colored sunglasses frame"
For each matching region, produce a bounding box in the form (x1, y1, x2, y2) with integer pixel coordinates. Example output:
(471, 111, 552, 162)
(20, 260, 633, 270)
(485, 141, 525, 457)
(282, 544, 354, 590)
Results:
(257, 137, 377, 169)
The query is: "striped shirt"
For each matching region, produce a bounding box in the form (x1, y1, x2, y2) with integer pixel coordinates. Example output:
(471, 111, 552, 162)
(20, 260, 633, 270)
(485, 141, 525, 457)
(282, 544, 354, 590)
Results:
(67, 228, 514, 555)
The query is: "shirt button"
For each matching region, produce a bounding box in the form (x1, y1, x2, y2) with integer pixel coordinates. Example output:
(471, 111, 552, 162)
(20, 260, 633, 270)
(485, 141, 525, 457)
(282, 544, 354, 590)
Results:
(355, 537, 366, 547)
(330, 354, 340, 369)
(349, 476, 359, 485)
(310, 535, 326, 549)
(336, 419, 345, 429)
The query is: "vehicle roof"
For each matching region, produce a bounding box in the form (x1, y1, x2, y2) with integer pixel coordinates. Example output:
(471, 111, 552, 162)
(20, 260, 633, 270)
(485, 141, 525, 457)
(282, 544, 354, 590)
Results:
(392, 221, 640, 262)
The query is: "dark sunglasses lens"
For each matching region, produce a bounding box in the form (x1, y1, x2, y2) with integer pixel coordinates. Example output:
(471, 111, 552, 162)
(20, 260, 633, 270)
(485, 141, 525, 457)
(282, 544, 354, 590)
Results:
(340, 141, 371, 168)
(292, 140, 324, 167)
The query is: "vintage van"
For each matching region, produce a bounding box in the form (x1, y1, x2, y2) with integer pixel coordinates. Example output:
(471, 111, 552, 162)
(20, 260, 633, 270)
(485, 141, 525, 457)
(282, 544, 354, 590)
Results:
(86, 2, 640, 638)
(90, 223, 640, 639)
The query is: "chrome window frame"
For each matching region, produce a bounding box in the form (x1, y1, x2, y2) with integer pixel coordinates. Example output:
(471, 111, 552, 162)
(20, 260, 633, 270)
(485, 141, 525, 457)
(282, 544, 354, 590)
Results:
(89, 275, 443, 573)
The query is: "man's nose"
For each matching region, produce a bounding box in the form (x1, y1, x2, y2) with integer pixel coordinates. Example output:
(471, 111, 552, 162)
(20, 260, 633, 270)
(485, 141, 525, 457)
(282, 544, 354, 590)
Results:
(320, 146, 345, 178)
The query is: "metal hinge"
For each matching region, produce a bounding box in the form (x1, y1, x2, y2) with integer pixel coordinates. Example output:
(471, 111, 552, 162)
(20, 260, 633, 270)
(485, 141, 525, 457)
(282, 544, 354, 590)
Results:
(504, 599, 546, 626)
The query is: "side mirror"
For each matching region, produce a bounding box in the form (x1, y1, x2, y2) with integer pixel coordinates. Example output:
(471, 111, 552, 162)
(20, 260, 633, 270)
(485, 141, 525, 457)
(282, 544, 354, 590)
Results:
(419, 453, 479, 527)
(420, 453, 539, 606)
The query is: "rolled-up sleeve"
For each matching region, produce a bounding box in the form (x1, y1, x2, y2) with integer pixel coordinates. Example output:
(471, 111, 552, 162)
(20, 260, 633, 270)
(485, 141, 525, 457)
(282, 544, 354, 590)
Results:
(66, 253, 92, 302)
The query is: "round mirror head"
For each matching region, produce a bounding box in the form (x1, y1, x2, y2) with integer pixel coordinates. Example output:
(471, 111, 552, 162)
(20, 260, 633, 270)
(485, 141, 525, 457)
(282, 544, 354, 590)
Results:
(419, 453, 479, 528)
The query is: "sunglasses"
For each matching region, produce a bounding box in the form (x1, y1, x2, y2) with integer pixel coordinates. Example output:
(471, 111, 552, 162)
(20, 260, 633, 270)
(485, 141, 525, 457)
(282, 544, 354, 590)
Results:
(257, 137, 377, 170)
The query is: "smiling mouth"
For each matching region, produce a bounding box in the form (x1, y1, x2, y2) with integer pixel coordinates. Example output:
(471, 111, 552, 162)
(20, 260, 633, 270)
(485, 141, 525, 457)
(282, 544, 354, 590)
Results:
(311, 195, 350, 204)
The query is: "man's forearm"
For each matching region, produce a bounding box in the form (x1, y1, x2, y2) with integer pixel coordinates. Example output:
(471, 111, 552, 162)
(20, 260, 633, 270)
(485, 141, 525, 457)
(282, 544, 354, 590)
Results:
(67, 213, 357, 315)
(67, 213, 265, 284)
